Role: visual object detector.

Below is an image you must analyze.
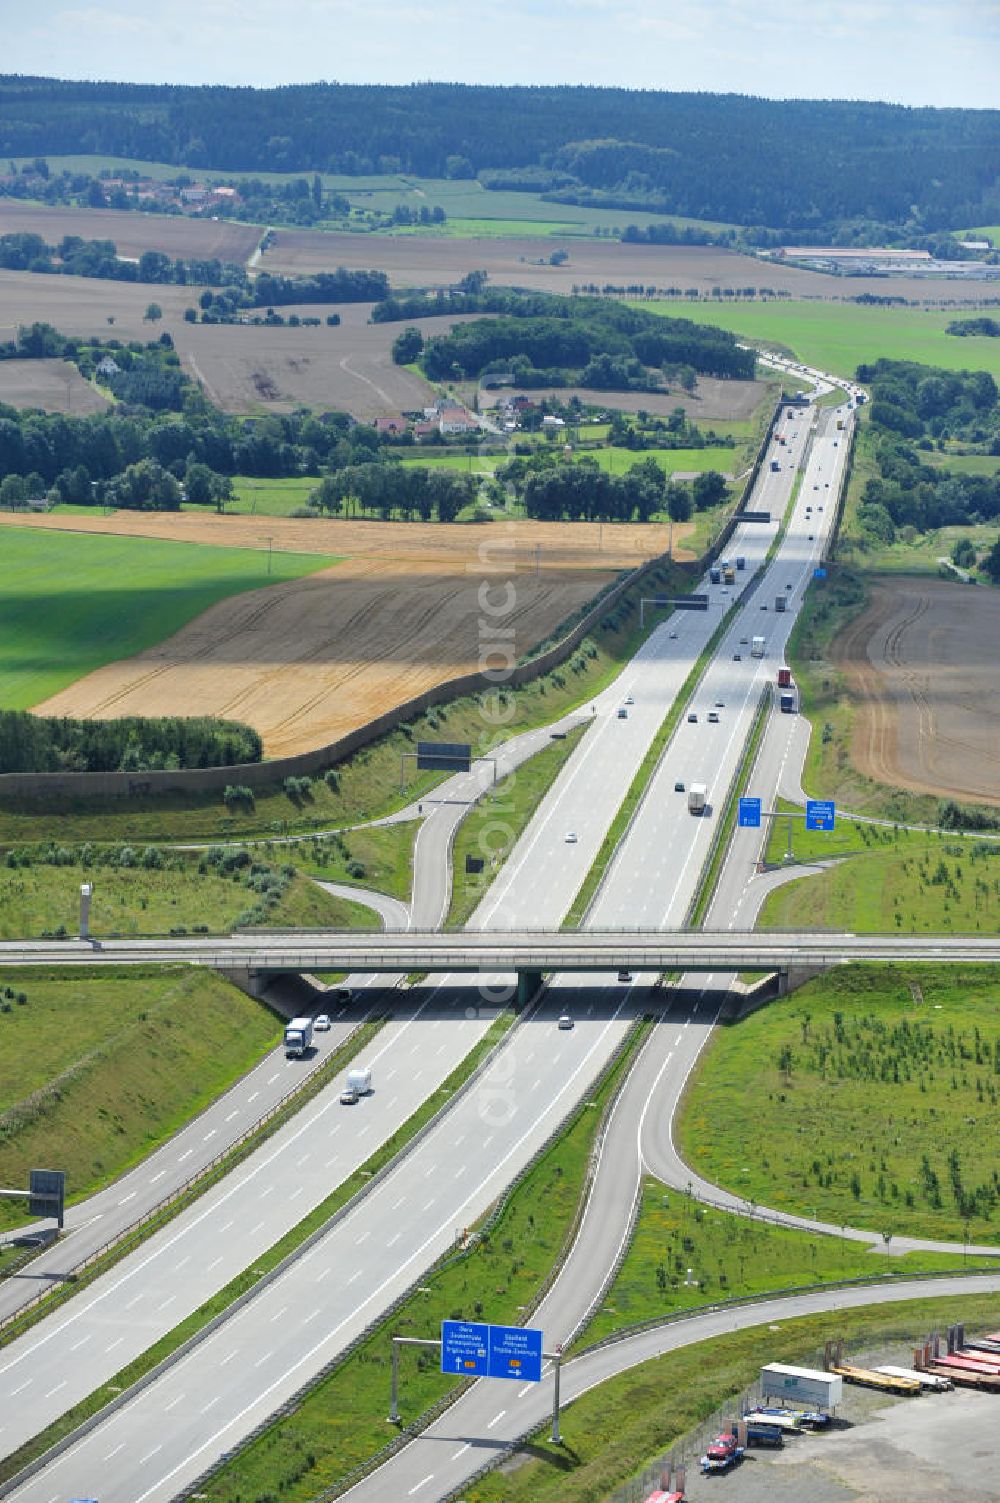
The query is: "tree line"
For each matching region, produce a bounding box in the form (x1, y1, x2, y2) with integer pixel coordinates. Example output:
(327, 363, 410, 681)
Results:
(854, 358, 1000, 548)
(0, 709, 261, 773)
(2, 78, 998, 235)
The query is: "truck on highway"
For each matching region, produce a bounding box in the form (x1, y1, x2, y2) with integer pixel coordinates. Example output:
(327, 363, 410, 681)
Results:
(709, 566, 721, 584)
(780, 688, 798, 714)
(777, 666, 792, 687)
(751, 635, 765, 658)
(723, 566, 735, 584)
(775, 594, 787, 612)
(284, 1017, 314, 1058)
(340, 1064, 373, 1104)
(736, 555, 746, 570)
(688, 782, 707, 815)
(770, 459, 780, 472)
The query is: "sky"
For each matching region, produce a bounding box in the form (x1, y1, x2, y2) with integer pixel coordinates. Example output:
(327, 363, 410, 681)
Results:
(4, 0, 999, 109)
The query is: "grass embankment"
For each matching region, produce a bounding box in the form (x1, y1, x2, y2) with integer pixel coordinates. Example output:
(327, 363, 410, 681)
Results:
(0, 1016, 393, 1484)
(448, 721, 589, 926)
(0, 557, 691, 846)
(0, 967, 279, 1233)
(0, 847, 373, 938)
(299, 821, 419, 904)
(762, 817, 1000, 932)
(639, 299, 1000, 384)
(193, 1020, 646, 1503)
(678, 965, 1000, 1243)
(0, 526, 336, 709)
(463, 1295, 1000, 1503)
(1, 1011, 524, 1489)
(584, 1179, 979, 1347)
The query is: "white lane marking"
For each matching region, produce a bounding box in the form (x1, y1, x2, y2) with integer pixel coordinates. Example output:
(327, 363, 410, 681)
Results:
(150, 1169, 166, 1184)
(203, 1130, 216, 1142)
(104, 1442, 126, 1460)
(348, 1270, 361, 1284)
(69, 1336, 90, 1352)
(486, 1409, 507, 1429)
(268, 1072, 280, 1084)
(165, 1393, 185, 1412)
(10, 1379, 32, 1394)
(225, 1110, 239, 1122)
(106, 1337, 124, 1353)
(219, 1350, 238, 1366)
(141, 1444, 163, 1463)
(391, 1196, 406, 1210)
(451, 1443, 470, 1460)
(254, 1352, 271, 1368)
(247, 1092, 259, 1103)
(270, 1307, 287, 1323)
(517, 1382, 534, 1398)
(177, 1149, 193, 1163)
(408, 1476, 434, 1495)
(158, 1295, 175, 1312)
(44, 1380, 66, 1398)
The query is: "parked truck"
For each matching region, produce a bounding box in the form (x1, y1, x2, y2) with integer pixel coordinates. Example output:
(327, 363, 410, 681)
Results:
(688, 782, 707, 815)
(751, 635, 766, 658)
(284, 1017, 314, 1058)
(775, 594, 787, 612)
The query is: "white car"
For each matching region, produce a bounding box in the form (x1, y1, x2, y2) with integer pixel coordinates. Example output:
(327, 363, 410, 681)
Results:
(314, 1013, 331, 1031)
(565, 831, 578, 843)
(625, 693, 634, 705)
(339, 1088, 359, 1105)
(557, 1014, 574, 1031)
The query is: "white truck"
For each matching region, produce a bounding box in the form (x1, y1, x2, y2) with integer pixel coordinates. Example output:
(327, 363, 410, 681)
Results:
(751, 635, 766, 658)
(341, 1064, 374, 1104)
(284, 1016, 314, 1058)
(688, 782, 707, 815)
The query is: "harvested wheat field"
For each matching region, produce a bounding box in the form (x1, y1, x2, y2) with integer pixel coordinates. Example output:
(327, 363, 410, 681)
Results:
(16, 512, 671, 758)
(478, 378, 766, 422)
(0, 358, 110, 414)
(0, 199, 261, 264)
(834, 576, 1000, 806)
(0, 268, 205, 344)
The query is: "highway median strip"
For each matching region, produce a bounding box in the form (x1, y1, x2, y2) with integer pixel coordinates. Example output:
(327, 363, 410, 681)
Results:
(687, 682, 771, 927)
(178, 1016, 652, 1503)
(0, 1007, 516, 1492)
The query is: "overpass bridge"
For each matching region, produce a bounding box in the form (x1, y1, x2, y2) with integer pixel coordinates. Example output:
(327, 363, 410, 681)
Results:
(1, 930, 996, 1003)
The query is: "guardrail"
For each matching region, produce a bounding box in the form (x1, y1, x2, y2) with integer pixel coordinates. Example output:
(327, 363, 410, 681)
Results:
(0, 1012, 382, 1343)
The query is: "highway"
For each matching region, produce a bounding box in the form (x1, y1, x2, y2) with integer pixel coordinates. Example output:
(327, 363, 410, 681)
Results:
(1, 393, 851, 1500)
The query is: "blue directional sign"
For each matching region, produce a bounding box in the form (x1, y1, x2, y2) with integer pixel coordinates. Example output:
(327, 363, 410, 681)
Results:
(813, 567, 828, 580)
(441, 1321, 543, 1382)
(487, 1324, 543, 1382)
(738, 797, 762, 829)
(441, 1319, 489, 1376)
(805, 799, 836, 831)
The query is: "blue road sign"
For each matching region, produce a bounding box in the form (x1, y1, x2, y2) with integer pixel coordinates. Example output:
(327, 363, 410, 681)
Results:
(441, 1319, 489, 1376)
(738, 797, 762, 829)
(487, 1324, 543, 1382)
(805, 799, 836, 831)
(813, 567, 827, 579)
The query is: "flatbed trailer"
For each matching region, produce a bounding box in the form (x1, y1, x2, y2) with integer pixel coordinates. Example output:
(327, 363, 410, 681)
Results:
(924, 1361, 1000, 1392)
(832, 1363, 922, 1395)
(935, 1351, 1000, 1374)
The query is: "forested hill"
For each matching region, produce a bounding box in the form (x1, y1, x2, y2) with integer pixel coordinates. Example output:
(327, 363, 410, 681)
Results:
(2, 76, 999, 233)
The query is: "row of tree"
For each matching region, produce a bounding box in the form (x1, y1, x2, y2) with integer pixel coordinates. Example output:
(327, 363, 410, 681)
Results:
(0, 709, 261, 774)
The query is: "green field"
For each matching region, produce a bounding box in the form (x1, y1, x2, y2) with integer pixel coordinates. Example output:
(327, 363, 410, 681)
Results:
(301, 820, 418, 903)
(0, 527, 337, 709)
(762, 819, 1000, 934)
(226, 476, 324, 515)
(678, 965, 1000, 1242)
(584, 1178, 972, 1347)
(0, 966, 280, 1227)
(638, 300, 1000, 383)
(0, 849, 371, 938)
(400, 444, 739, 477)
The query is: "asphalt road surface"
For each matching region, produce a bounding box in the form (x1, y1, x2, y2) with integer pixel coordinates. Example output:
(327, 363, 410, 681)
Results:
(2, 397, 839, 1499)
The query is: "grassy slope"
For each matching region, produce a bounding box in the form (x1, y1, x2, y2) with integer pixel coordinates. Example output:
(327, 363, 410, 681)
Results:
(448, 722, 589, 926)
(639, 299, 1000, 383)
(677, 965, 1000, 1242)
(0, 855, 374, 937)
(0, 527, 337, 709)
(300, 820, 419, 904)
(0, 967, 280, 1228)
(762, 821, 1000, 933)
(584, 1179, 975, 1345)
(465, 1295, 1000, 1503)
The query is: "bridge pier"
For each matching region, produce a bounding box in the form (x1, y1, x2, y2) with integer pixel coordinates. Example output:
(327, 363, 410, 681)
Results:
(777, 967, 789, 998)
(517, 969, 544, 1011)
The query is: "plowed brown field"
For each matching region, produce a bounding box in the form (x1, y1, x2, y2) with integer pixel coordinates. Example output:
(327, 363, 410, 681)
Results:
(833, 576, 1000, 806)
(12, 512, 672, 758)
(0, 199, 261, 263)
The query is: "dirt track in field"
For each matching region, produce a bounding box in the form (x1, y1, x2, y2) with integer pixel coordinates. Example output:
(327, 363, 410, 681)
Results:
(17, 513, 673, 757)
(833, 576, 1000, 806)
